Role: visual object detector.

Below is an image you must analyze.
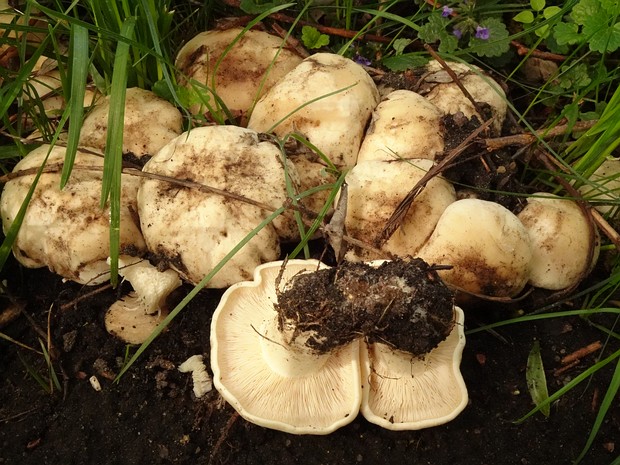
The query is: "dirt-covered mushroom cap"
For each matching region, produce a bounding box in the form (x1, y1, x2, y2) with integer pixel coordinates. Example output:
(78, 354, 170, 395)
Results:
(417, 198, 533, 297)
(138, 125, 299, 288)
(419, 60, 507, 134)
(357, 90, 445, 163)
(0, 145, 146, 284)
(79, 88, 183, 159)
(360, 306, 467, 430)
(248, 53, 380, 167)
(517, 194, 599, 290)
(105, 257, 181, 344)
(210, 260, 362, 434)
(175, 27, 305, 117)
(344, 159, 456, 261)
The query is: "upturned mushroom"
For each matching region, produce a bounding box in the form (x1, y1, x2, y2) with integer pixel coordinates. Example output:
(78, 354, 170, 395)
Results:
(360, 306, 467, 430)
(344, 159, 456, 261)
(211, 258, 466, 433)
(248, 53, 380, 167)
(517, 193, 599, 290)
(417, 198, 533, 297)
(137, 125, 300, 288)
(417, 60, 507, 134)
(78, 87, 183, 159)
(356, 90, 445, 163)
(175, 27, 305, 118)
(210, 259, 362, 434)
(105, 257, 181, 344)
(0, 145, 146, 284)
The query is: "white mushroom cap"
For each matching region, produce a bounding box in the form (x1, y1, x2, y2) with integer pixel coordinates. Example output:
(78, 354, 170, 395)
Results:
(175, 27, 304, 117)
(517, 193, 599, 290)
(79, 88, 183, 159)
(360, 306, 467, 430)
(579, 158, 620, 216)
(0, 145, 146, 284)
(357, 90, 445, 163)
(420, 60, 507, 134)
(344, 159, 456, 261)
(417, 198, 533, 297)
(211, 260, 362, 434)
(137, 125, 299, 288)
(248, 53, 380, 167)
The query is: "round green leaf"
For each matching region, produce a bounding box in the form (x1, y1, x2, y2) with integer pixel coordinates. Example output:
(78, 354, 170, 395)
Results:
(530, 0, 546, 11)
(543, 6, 562, 19)
(514, 10, 535, 23)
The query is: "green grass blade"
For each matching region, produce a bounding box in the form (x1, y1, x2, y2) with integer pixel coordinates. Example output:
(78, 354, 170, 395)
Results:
(466, 308, 620, 335)
(138, 0, 182, 109)
(573, 356, 620, 464)
(526, 341, 550, 417)
(17, 351, 51, 394)
(60, 23, 90, 188)
(100, 17, 136, 287)
(515, 347, 620, 424)
(38, 338, 61, 392)
(288, 173, 347, 258)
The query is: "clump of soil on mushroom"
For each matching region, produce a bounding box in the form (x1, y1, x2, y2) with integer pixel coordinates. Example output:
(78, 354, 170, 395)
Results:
(275, 258, 455, 356)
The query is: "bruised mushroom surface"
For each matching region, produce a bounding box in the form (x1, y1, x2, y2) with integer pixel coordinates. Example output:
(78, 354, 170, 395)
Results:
(137, 125, 299, 288)
(0, 145, 146, 284)
(276, 258, 455, 356)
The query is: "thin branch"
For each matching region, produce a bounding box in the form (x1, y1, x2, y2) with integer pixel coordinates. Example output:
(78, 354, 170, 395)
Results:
(481, 120, 598, 151)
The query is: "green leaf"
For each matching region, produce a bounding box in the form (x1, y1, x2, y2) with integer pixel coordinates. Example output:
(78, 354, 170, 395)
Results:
(514, 10, 535, 23)
(543, 5, 562, 19)
(393, 38, 413, 55)
(301, 26, 329, 49)
(531, 0, 546, 11)
(571, 0, 600, 25)
(418, 13, 447, 43)
(553, 21, 583, 45)
(558, 62, 592, 89)
(535, 23, 551, 38)
(586, 19, 620, 52)
(469, 17, 510, 57)
(600, 0, 620, 14)
(526, 341, 550, 417)
(418, 14, 458, 53)
(382, 53, 429, 72)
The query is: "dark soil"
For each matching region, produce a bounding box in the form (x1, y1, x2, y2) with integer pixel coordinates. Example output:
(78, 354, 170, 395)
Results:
(276, 258, 454, 355)
(1, 255, 619, 465)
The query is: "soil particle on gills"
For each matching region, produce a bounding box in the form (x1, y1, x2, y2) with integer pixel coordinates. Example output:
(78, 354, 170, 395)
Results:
(275, 258, 455, 356)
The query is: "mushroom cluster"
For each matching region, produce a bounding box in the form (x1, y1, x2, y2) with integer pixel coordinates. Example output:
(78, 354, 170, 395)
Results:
(211, 259, 467, 434)
(340, 60, 598, 297)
